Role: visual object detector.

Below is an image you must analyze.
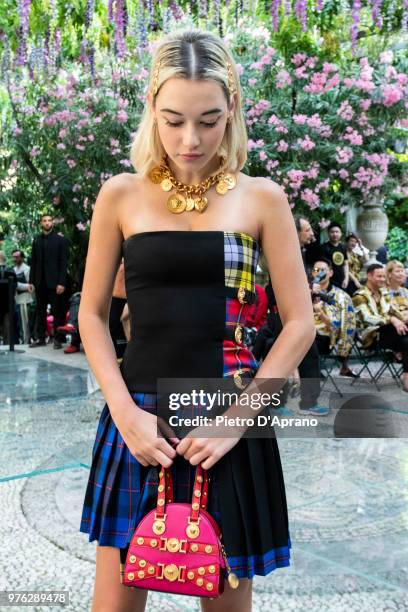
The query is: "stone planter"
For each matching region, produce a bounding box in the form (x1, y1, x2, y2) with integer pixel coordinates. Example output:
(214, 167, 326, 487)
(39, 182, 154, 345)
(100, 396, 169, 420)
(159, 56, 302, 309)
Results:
(356, 195, 389, 266)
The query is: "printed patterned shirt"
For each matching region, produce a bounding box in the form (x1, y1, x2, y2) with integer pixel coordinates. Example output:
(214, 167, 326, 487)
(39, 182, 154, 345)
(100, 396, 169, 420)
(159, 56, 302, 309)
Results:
(388, 286, 408, 320)
(352, 285, 404, 348)
(314, 284, 356, 357)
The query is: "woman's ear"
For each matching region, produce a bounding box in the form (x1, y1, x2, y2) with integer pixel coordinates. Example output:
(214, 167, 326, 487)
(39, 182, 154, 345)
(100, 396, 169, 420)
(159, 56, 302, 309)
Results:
(146, 92, 155, 120)
(229, 93, 237, 117)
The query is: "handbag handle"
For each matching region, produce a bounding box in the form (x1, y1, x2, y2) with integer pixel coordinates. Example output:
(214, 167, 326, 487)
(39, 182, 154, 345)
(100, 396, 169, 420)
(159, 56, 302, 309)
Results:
(155, 463, 209, 521)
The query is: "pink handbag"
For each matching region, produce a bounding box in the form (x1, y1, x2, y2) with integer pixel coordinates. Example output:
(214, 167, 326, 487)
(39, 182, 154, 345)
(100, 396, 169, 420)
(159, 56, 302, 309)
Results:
(121, 463, 239, 597)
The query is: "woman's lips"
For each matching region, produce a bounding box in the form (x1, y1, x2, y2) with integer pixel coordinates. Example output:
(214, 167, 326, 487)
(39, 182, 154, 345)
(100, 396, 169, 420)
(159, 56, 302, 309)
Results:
(180, 154, 203, 160)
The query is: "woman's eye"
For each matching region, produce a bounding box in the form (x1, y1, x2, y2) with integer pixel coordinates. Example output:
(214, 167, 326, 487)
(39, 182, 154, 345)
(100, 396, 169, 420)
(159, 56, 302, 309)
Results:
(165, 120, 218, 128)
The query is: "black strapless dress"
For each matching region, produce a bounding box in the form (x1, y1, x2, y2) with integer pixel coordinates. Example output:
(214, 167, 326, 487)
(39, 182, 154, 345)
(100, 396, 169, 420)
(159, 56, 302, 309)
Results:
(80, 231, 291, 578)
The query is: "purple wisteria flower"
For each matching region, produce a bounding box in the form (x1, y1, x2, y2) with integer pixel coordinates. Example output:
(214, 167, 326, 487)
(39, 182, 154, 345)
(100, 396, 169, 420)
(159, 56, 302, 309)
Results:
(295, 0, 308, 32)
(351, 0, 361, 55)
(271, 0, 280, 32)
(16, 0, 32, 67)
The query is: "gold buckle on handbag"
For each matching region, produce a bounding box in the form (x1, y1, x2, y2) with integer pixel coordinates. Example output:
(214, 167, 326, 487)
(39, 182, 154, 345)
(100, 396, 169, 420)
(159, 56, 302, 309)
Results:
(157, 563, 186, 582)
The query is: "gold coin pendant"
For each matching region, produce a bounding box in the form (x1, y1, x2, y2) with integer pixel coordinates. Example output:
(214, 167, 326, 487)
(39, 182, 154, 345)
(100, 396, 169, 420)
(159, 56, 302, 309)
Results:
(194, 196, 208, 213)
(161, 178, 173, 192)
(185, 197, 195, 211)
(216, 181, 228, 195)
(149, 167, 164, 184)
(223, 173, 237, 189)
(167, 193, 187, 214)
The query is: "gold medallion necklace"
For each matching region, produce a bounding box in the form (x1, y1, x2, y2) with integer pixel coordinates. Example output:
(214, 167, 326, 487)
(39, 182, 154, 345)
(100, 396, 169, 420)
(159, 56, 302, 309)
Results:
(148, 155, 237, 214)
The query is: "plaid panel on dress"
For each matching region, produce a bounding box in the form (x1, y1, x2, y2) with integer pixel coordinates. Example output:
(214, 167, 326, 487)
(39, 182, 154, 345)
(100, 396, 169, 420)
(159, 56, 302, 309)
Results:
(223, 297, 259, 377)
(224, 232, 260, 293)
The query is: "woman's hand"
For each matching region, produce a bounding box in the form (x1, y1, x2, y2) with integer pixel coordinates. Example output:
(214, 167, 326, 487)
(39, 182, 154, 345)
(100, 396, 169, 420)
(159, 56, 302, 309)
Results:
(176, 427, 242, 470)
(113, 404, 180, 468)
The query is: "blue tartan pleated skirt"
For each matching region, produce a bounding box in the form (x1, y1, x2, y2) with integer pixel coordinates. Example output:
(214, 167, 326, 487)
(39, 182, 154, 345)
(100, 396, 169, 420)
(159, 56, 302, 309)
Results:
(80, 392, 292, 579)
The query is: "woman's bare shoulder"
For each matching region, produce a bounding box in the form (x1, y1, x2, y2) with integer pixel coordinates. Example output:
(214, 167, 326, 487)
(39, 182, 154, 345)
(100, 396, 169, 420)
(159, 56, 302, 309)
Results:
(100, 172, 141, 195)
(239, 174, 289, 223)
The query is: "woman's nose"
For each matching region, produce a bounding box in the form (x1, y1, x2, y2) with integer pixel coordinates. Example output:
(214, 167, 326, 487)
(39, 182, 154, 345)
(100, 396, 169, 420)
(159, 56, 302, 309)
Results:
(182, 127, 200, 148)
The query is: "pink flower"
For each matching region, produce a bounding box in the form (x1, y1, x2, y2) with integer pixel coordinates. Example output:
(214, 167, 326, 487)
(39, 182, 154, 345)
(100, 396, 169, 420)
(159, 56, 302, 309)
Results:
(88, 134, 95, 141)
(277, 140, 288, 152)
(297, 136, 315, 151)
(30, 146, 40, 157)
(360, 99, 371, 111)
(336, 146, 354, 164)
(343, 127, 363, 146)
(76, 222, 87, 231)
(337, 101, 354, 121)
(291, 53, 307, 66)
(248, 78, 257, 86)
(117, 110, 128, 123)
(382, 85, 403, 107)
(276, 70, 291, 88)
(287, 169, 305, 189)
(307, 114, 322, 129)
(235, 63, 244, 76)
(301, 189, 320, 209)
(14, 127, 23, 136)
(120, 159, 132, 167)
(268, 114, 280, 125)
(259, 151, 267, 161)
(323, 62, 338, 74)
(67, 159, 76, 168)
(293, 114, 308, 125)
(319, 219, 331, 229)
(266, 160, 279, 172)
(57, 143, 66, 150)
(379, 51, 393, 64)
(75, 144, 86, 151)
(295, 66, 307, 79)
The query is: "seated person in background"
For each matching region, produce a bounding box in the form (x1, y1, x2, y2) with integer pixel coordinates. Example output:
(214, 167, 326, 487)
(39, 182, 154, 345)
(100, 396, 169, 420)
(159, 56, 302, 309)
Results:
(345, 233, 369, 296)
(386, 260, 408, 323)
(311, 258, 357, 377)
(353, 263, 408, 392)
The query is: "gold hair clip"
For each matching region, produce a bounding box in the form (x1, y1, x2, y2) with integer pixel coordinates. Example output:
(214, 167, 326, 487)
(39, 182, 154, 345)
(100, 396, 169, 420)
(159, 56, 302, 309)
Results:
(152, 59, 161, 96)
(226, 62, 236, 96)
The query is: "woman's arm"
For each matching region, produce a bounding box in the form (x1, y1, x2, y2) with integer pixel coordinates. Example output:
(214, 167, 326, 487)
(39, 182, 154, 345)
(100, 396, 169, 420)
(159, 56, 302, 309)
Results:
(255, 179, 316, 378)
(78, 174, 178, 467)
(78, 175, 133, 410)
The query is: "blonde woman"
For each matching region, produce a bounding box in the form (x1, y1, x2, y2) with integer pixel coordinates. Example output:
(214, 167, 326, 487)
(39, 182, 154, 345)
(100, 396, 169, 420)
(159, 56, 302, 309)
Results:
(386, 260, 408, 322)
(79, 29, 315, 612)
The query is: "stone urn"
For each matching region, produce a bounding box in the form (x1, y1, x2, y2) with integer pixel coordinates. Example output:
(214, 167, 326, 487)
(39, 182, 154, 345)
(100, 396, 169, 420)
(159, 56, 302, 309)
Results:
(356, 195, 389, 266)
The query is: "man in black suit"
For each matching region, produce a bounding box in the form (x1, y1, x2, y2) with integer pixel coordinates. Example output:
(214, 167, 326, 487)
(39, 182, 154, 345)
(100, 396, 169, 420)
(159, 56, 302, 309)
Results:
(28, 214, 70, 348)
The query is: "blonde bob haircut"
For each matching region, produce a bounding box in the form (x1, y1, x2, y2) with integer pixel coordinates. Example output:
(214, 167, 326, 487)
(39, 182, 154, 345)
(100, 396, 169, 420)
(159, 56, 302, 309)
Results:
(385, 259, 405, 281)
(130, 29, 248, 176)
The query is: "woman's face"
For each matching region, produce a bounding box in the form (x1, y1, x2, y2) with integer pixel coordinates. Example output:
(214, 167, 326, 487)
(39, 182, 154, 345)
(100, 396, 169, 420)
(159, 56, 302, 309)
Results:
(150, 77, 234, 172)
(347, 237, 357, 250)
(389, 265, 406, 286)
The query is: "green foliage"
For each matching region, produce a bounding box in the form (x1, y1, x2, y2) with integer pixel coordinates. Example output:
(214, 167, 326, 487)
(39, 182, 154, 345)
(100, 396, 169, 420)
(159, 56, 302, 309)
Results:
(385, 226, 408, 262)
